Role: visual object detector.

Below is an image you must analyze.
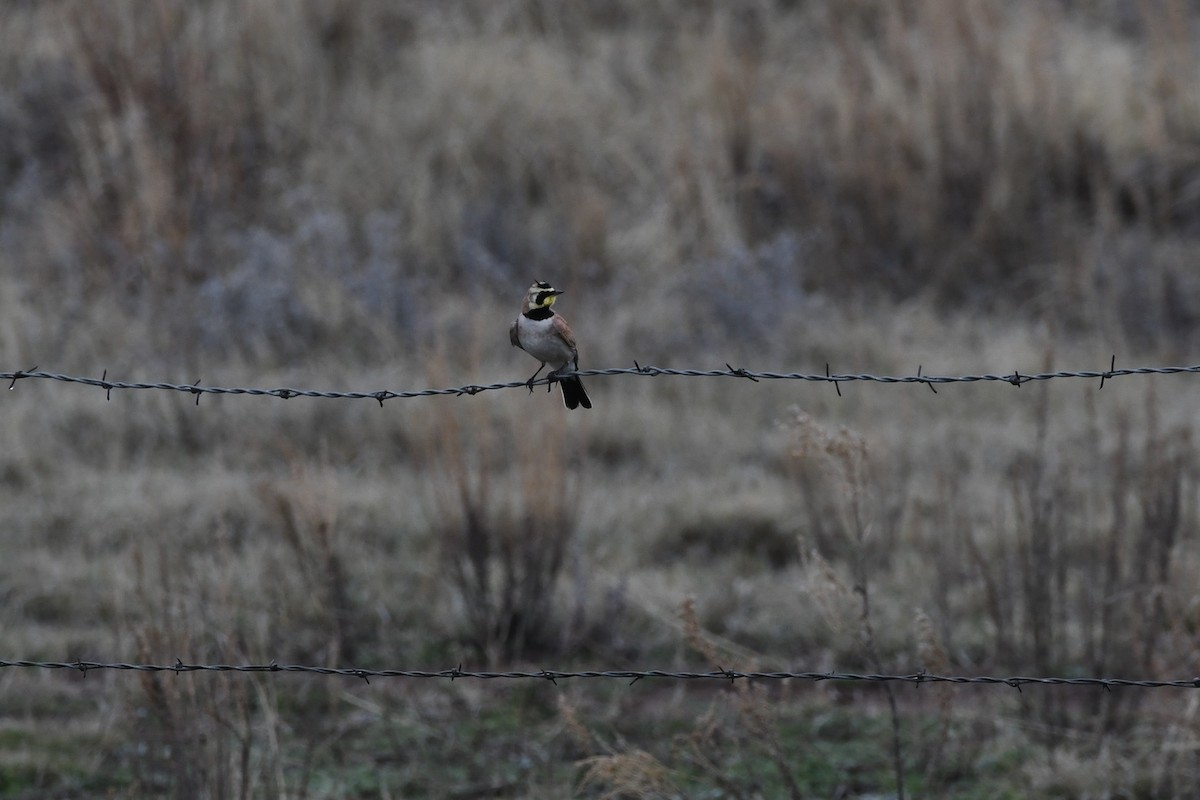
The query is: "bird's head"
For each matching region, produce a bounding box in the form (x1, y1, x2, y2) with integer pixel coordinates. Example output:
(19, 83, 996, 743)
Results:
(527, 280, 564, 310)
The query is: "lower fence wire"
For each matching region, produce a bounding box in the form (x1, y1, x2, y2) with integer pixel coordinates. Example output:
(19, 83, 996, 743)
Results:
(2, 660, 1199, 690)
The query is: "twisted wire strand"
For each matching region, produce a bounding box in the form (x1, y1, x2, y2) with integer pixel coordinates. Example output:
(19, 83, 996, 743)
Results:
(2, 359, 1195, 404)
(2, 659, 1197, 689)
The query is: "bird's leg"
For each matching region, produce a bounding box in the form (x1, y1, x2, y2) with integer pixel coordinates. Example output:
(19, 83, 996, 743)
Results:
(525, 362, 547, 394)
(547, 365, 568, 393)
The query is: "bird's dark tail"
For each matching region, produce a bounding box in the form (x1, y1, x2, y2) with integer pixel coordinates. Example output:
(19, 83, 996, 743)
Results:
(560, 376, 592, 410)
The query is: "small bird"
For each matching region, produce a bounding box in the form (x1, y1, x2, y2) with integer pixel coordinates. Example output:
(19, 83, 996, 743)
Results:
(509, 280, 592, 409)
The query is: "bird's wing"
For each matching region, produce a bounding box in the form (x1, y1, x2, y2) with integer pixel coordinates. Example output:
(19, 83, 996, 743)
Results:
(509, 320, 521, 348)
(552, 315, 579, 358)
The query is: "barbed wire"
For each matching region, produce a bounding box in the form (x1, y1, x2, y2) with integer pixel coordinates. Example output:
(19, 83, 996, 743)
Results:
(2, 659, 1198, 690)
(2, 358, 1197, 404)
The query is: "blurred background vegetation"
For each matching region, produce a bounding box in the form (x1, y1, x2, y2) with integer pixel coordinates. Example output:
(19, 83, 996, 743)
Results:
(4, 0, 1200, 797)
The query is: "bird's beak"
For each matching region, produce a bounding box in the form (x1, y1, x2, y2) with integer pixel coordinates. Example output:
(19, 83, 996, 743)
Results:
(552, 289, 565, 295)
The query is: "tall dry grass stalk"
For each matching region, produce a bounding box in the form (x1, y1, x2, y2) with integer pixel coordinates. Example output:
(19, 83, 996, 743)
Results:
(126, 540, 287, 799)
(667, 599, 805, 798)
(257, 456, 362, 665)
(576, 749, 675, 800)
(54, 1, 290, 288)
(559, 693, 678, 799)
(559, 602, 807, 800)
(915, 608, 954, 793)
(789, 409, 906, 798)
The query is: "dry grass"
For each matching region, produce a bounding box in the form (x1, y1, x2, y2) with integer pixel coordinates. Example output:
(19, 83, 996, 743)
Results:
(5, 0, 1200, 797)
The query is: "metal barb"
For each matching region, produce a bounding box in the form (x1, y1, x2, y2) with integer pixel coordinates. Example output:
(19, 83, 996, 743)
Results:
(918, 365, 937, 394)
(1099, 355, 1116, 390)
(10, 365, 37, 390)
(726, 363, 760, 382)
(826, 363, 842, 397)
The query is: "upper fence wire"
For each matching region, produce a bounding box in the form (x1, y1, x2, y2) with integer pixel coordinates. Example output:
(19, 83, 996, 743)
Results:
(3, 358, 1197, 404)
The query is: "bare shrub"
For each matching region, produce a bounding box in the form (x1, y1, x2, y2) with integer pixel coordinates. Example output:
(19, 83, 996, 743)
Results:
(423, 353, 581, 663)
(961, 381, 1198, 738)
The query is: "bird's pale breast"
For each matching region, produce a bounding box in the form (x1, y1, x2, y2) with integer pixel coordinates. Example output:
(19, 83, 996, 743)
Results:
(515, 315, 574, 367)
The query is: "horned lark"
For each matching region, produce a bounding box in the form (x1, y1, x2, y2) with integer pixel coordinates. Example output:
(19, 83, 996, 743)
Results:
(509, 280, 592, 410)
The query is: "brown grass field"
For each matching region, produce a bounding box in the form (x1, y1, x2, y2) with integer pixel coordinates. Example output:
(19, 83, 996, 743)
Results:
(4, 0, 1200, 797)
